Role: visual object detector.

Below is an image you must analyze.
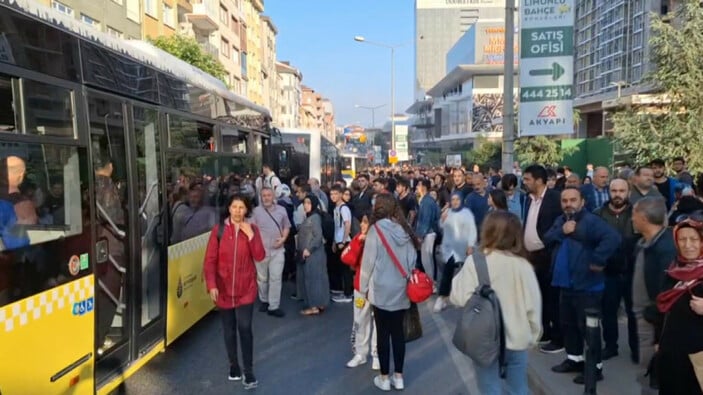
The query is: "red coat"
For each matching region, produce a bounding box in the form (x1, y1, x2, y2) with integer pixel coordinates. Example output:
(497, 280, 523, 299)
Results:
(204, 220, 265, 309)
(341, 233, 364, 292)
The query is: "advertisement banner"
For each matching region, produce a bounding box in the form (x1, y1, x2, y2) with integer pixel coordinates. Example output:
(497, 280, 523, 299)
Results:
(395, 124, 409, 161)
(519, 0, 575, 136)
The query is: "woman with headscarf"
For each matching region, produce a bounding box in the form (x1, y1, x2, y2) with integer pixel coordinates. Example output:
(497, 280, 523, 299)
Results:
(433, 192, 478, 313)
(297, 194, 329, 316)
(656, 217, 703, 395)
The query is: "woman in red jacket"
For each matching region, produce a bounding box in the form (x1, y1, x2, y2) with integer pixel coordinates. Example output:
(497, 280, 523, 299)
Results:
(204, 194, 265, 390)
(341, 215, 379, 370)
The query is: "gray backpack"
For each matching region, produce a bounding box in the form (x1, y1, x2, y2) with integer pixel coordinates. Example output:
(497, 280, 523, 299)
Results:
(452, 251, 506, 377)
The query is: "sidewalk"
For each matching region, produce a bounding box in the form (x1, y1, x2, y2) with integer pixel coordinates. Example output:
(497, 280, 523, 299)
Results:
(527, 321, 657, 395)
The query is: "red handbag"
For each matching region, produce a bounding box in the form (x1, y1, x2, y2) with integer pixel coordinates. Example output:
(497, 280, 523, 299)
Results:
(374, 224, 433, 303)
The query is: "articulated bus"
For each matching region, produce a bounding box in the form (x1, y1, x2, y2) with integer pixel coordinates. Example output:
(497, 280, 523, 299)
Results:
(0, 2, 272, 394)
(271, 128, 341, 187)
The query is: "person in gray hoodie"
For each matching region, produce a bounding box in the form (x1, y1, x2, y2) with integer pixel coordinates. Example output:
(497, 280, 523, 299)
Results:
(360, 193, 419, 392)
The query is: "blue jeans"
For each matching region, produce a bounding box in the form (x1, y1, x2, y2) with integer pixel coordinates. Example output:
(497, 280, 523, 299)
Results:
(474, 349, 529, 395)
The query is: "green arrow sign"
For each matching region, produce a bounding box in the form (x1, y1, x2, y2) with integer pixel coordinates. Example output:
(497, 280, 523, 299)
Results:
(528, 62, 565, 81)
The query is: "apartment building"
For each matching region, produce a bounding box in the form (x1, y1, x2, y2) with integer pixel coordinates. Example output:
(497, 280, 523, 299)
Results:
(574, 0, 673, 136)
(321, 99, 335, 143)
(260, 16, 278, 121)
(45, 0, 145, 39)
(276, 61, 302, 129)
(243, 0, 265, 105)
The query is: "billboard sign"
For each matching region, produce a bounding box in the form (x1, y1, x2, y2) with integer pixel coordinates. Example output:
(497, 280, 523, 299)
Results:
(519, 0, 575, 136)
(394, 124, 409, 161)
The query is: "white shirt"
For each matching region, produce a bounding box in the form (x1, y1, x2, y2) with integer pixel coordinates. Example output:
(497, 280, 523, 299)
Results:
(334, 204, 352, 243)
(524, 187, 546, 252)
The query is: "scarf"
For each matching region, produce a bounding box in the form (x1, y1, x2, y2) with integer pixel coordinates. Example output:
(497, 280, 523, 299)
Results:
(450, 191, 464, 213)
(656, 220, 703, 313)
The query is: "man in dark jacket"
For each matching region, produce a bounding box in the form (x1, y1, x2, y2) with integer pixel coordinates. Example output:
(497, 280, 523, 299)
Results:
(523, 164, 564, 353)
(595, 178, 638, 361)
(544, 187, 621, 384)
(632, 196, 677, 389)
(350, 174, 372, 220)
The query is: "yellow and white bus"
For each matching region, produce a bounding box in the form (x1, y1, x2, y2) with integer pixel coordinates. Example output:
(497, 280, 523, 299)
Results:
(340, 152, 370, 183)
(0, 1, 271, 394)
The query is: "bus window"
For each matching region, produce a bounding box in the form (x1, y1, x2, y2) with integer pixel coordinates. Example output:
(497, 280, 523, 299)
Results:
(165, 153, 221, 244)
(168, 115, 214, 151)
(23, 79, 76, 138)
(0, 75, 19, 133)
(221, 128, 249, 154)
(0, 143, 90, 308)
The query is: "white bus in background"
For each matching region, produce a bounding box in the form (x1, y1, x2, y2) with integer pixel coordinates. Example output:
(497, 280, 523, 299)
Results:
(271, 128, 341, 187)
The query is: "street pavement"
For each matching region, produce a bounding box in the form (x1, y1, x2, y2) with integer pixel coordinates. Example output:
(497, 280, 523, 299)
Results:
(120, 282, 480, 395)
(120, 282, 651, 395)
(527, 316, 655, 395)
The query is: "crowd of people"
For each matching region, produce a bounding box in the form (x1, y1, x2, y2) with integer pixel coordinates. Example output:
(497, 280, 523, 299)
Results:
(202, 158, 703, 394)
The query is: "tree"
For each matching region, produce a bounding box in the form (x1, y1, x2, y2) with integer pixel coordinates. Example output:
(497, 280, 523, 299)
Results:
(514, 136, 578, 167)
(611, 0, 703, 172)
(468, 136, 502, 170)
(150, 34, 228, 84)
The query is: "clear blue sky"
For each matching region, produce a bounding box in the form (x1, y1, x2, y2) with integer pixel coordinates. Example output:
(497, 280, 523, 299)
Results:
(266, 0, 415, 128)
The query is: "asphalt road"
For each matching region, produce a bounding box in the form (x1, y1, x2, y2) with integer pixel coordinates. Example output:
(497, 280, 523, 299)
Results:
(119, 282, 480, 395)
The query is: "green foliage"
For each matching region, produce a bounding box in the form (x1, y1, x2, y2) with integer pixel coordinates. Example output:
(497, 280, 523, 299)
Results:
(611, 0, 703, 172)
(150, 34, 228, 84)
(467, 136, 502, 170)
(514, 136, 578, 167)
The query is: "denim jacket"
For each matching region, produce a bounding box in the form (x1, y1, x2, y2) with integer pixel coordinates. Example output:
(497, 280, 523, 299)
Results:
(415, 194, 440, 239)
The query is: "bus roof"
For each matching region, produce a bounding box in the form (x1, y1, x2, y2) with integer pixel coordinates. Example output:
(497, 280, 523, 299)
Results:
(2, 0, 270, 118)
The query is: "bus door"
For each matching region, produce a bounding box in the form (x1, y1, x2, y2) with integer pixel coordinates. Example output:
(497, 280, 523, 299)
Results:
(88, 93, 165, 385)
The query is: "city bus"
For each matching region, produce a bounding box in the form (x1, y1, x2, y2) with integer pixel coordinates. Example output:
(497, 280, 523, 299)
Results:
(0, 2, 271, 394)
(340, 152, 370, 181)
(271, 128, 341, 187)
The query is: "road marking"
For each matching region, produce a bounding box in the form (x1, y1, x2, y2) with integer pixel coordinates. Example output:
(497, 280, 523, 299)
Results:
(425, 303, 480, 394)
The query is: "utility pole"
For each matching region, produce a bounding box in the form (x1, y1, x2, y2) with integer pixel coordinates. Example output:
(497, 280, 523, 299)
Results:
(502, 0, 517, 174)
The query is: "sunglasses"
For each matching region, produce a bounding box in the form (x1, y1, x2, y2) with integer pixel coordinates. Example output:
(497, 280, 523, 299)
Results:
(675, 211, 703, 224)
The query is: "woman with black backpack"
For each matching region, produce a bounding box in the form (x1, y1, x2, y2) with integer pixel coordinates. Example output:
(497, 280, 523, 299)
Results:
(449, 211, 542, 395)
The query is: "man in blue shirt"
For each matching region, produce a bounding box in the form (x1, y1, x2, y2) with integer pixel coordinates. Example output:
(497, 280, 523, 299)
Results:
(543, 187, 621, 384)
(501, 173, 525, 222)
(463, 172, 489, 232)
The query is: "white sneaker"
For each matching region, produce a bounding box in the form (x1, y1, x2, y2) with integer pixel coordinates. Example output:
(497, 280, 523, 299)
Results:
(372, 357, 380, 370)
(373, 375, 391, 391)
(391, 375, 405, 390)
(346, 354, 367, 368)
(433, 297, 447, 313)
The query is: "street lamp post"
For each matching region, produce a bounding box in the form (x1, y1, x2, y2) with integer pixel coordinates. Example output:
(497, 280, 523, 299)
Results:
(354, 36, 400, 157)
(355, 104, 386, 128)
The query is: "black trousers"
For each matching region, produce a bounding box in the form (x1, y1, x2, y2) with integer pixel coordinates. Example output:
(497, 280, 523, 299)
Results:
(334, 243, 353, 297)
(438, 256, 459, 297)
(602, 273, 637, 354)
(528, 249, 562, 346)
(326, 243, 341, 292)
(220, 303, 254, 374)
(561, 290, 603, 363)
(373, 307, 406, 376)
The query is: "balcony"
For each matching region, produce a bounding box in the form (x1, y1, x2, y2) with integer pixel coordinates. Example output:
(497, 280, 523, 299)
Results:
(199, 41, 218, 58)
(186, 2, 218, 32)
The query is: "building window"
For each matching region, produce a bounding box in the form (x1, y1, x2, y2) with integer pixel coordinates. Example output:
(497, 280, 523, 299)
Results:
(231, 16, 239, 34)
(220, 4, 229, 25)
(51, 0, 74, 16)
(80, 14, 101, 28)
(163, 3, 174, 27)
(232, 47, 240, 65)
(241, 52, 247, 78)
(221, 38, 230, 58)
(107, 26, 123, 38)
(145, 0, 158, 17)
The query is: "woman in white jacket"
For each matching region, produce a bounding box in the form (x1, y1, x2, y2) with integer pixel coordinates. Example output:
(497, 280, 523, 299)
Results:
(434, 191, 477, 313)
(450, 210, 542, 395)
